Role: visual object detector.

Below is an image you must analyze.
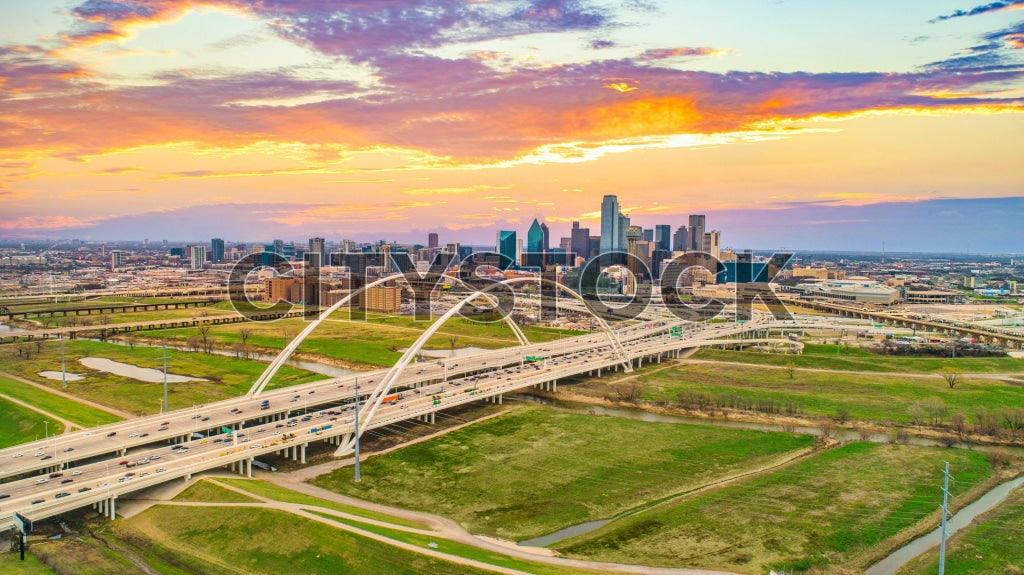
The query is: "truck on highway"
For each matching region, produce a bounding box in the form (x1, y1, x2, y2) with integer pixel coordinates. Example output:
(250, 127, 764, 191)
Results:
(381, 393, 402, 403)
(260, 399, 270, 410)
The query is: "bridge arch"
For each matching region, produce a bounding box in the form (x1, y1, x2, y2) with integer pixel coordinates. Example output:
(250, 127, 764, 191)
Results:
(349, 277, 633, 441)
(248, 274, 529, 397)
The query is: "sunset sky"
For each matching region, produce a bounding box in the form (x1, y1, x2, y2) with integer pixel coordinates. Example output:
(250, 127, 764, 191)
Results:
(1, 0, 1023, 251)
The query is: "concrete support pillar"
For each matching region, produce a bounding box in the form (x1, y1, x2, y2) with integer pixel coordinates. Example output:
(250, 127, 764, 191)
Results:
(430, 412, 435, 424)
(300, 443, 307, 464)
(247, 458, 253, 478)
(552, 380, 557, 393)
(497, 394, 503, 405)
(109, 496, 116, 520)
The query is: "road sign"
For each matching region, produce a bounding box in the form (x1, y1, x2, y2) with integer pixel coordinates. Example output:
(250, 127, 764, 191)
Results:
(13, 512, 31, 533)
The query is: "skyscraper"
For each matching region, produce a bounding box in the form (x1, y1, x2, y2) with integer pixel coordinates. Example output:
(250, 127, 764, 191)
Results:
(210, 238, 225, 262)
(189, 245, 207, 270)
(496, 230, 516, 265)
(618, 212, 630, 252)
(642, 228, 654, 242)
(654, 225, 671, 252)
(308, 237, 325, 268)
(689, 215, 706, 252)
(527, 219, 545, 253)
(540, 222, 550, 252)
(600, 195, 620, 253)
(427, 232, 439, 249)
(570, 221, 590, 261)
(673, 225, 688, 251)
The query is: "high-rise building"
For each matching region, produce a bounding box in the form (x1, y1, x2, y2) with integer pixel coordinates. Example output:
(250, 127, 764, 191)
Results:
(689, 215, 706, 252)
(673, 225, 688, 251)
(308, 237, 325, 268)
(428, 233, 439, 249)
(704, 230, 721, 259)
(210, 238, 225, 262)
(189, 245, 207, 270)
(642, 228, 654, 242)
(496, 230, 516, 265)
(272, 239, 285, 256)
(570, 221, 590, 262)
(527, 219, 545, 253)
(654, 225, 671, 252)
(540, 222, 550, 252)
(618, 213, 630, 252)
(110, 250, 127, 270)
(600, 195, 620, 254)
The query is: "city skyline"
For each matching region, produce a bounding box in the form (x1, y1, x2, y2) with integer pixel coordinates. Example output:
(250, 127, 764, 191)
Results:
(1, 1, 1023, 251)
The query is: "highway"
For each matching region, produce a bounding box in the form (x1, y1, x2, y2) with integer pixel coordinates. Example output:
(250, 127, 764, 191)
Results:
(0, 316, 799, 531)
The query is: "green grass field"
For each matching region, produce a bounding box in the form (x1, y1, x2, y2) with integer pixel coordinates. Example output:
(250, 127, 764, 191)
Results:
(695, 344, 1024, 374)
(557, 442, 996, 574)
(147, 312, 582, 367)
(214, 478, 429, 530)
(108, 505, 492, 575)
(314, 403, 814, 540)
(0, 551, 54, 575)
(309, 510, 611, 575)
(0, 376, 120, 427)
(173, 479, 260, 503)
(897, 484, 1024, 575)
(624, 362, 1024, 424)
(0, 340, 323, 415)
(0, 396, 65, 448)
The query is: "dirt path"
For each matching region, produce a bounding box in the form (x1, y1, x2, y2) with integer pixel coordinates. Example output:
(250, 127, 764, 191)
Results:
(189, 478, 741, 575)
(0, 391, 81, 433)
(0, 369, 133, 419)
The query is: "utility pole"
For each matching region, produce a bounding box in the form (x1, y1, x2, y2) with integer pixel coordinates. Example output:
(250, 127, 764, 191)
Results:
(60, 330, 66, 389)
(939, 461, 953, 575)
(162, 340, 168, 413)
(353, 377, 360, 482)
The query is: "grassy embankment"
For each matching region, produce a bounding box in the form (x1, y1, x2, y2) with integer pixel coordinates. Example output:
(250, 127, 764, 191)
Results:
(0, 375, 120, 427)
(314, 402, 815, 540)
(0, 397, 65, 448)
(557, 442, 998, 574)
(0, 339, 322, 415)
(612, 361, 1024, 425)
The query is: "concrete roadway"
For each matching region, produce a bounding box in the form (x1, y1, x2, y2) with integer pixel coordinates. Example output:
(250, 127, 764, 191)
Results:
(0, 317, 795, 530)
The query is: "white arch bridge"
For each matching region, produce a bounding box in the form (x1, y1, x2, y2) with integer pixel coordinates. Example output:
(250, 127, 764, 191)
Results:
(0, 281, 800, 531)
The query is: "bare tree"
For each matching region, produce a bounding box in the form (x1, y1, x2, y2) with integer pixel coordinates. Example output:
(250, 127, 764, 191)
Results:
(939, 367, 962, 389)
(817, 417, 836, 439)
(907, 403, 927, 426)
(124, 334, 137, 351)
(785, 364, 796, 380)
(238, 328, 253, 346)
(34, 339, 44, 353)
(949, 411, 968, 437)
(98, 313, 110, 326)
(198, 325, 214, 354)
(186, 335, 201, 353)
(448, 336, 458, 357)
(857, 427, 874, 441)
(922, 397, 947, 425)
(232, 341, 245, 359)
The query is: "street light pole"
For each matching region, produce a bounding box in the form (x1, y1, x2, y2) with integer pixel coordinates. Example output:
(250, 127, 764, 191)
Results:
(162, 340, 168, 413)
(354, 377, 361, 482)
(44, 420, 49, 440)
(61, 330, 67, 389)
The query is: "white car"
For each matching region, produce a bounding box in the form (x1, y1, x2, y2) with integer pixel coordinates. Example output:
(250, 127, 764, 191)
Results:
(72, 470, 83, 476)
(35, 478, 48, 484)
(12, 452, 23, 458)
(156, 468, 166, 473)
